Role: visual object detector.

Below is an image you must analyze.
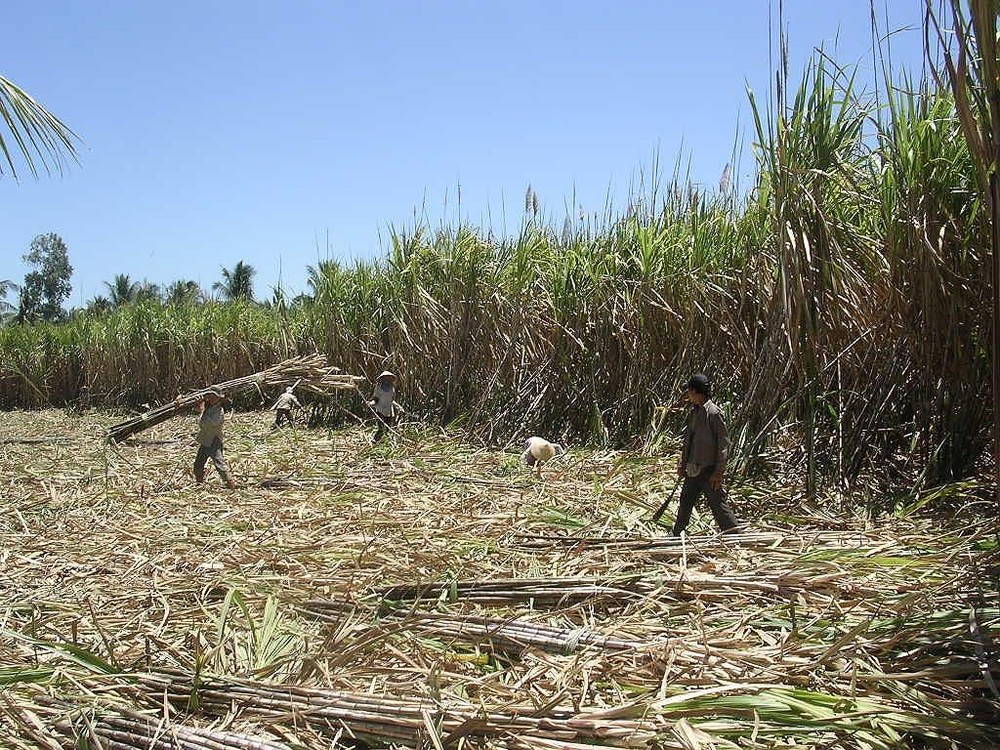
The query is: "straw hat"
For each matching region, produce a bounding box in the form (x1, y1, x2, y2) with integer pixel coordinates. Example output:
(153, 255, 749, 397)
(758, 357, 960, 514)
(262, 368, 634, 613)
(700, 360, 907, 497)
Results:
(521, 436, 564, 467)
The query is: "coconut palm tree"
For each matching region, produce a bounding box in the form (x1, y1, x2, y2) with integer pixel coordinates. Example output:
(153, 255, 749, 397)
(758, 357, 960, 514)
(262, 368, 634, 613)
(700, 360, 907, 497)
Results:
(306, 259, 344, 304)
(165, 279, 204, 305)
(0, 75, 79, 179)
(213, 261, 255, 302)
(135, 281, 161, 303)
(85, 295, 111, 315)
(105, 274, 140, 308)
(0, 279, 17, 324)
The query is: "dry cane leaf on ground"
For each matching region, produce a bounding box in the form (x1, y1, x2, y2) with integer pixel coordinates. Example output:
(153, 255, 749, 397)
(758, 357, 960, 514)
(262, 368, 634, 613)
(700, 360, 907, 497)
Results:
(0, 409, 997, 749)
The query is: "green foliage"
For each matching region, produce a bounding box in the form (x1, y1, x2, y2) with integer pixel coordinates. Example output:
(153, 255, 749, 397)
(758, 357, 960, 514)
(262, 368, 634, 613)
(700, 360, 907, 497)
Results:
(0, 666, 54, 685)
(18, 233, 73, 323)
(104, 273, 139, 307)
(165, 279, 204, 305)
(0, 279, 17, 323)
(214, 260, 256, 302)
(208, 588, 305, 679)
(531, 506, 589, 528)
(0, 74, 79, 179)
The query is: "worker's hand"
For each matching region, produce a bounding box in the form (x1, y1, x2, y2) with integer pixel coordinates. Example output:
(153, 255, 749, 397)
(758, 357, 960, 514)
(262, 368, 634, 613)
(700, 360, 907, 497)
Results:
(174, 395, 183, 406)
(709, 471, 724, 490)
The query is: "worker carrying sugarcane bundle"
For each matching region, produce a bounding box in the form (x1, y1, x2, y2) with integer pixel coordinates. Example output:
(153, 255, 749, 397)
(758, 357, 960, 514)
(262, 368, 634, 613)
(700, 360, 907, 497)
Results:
(175, 388, 238, 490)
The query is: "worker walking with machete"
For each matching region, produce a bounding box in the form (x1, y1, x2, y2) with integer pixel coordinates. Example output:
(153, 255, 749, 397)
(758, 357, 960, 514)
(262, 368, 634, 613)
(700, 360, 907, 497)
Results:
(653, 373, 740, 535)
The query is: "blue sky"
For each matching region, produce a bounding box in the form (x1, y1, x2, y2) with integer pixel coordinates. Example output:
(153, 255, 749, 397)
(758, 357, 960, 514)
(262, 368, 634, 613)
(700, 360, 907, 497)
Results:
(2, 1, 930, 307)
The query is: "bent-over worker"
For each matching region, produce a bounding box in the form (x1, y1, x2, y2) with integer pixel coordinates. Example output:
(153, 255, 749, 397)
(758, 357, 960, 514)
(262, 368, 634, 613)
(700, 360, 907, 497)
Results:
(271, 386, 302, 429)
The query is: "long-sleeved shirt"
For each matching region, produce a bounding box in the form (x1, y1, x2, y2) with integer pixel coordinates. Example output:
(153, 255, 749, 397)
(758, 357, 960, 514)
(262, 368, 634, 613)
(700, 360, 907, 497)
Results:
(680, 399, 729, 474)
(197, 403, 225, 447)
(272, 392, 301, 411)
(371, 384, 396, 418)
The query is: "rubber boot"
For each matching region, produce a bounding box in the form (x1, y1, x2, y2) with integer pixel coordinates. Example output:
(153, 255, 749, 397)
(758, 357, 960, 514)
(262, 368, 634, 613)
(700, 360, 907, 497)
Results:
(194, 468, 205, 484)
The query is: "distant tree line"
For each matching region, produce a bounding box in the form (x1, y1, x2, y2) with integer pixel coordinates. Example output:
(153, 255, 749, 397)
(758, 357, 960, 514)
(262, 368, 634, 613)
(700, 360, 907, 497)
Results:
(2, 233, 73, 324)
(0, 239, 277, 320)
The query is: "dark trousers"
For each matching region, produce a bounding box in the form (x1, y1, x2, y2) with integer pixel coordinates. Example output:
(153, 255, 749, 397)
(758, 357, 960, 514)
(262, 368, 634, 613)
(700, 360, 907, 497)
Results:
(373, 413, 397, 441)
(194, 437, 232, 482)
(671, 466, 739, 535)
(273, 408, 294, 428)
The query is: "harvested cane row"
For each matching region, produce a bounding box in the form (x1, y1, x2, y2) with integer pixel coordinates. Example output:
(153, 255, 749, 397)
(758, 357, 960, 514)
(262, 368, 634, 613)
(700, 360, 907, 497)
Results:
(1, 409, 997, 749)
(300, 600, 647, 654)
(25, 695, 293, 750)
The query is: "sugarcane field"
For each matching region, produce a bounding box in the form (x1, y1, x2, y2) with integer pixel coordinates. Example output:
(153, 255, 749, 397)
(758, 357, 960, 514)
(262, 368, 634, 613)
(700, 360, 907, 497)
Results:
(4, 3, 1000, 749)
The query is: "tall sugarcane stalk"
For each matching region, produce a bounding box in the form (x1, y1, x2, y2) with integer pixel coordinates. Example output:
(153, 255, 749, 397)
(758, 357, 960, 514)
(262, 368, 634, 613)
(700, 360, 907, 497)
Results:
(929, 0, 1000, 516)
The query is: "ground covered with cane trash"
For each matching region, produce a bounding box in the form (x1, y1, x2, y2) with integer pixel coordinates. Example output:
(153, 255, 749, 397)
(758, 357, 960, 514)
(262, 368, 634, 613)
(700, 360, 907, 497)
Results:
(1, 409, 998, 749)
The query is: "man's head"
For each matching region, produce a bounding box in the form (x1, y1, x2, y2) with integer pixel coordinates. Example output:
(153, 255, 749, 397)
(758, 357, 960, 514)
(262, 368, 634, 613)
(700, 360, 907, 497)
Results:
(377, 370, 396, 384)
(285, 386, 294, 394)
(204, 388, 224, 404)
(686, 373, 711, 403)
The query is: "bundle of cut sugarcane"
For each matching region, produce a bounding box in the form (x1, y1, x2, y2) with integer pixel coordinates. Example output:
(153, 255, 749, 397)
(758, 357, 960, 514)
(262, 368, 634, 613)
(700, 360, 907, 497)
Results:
(106, 353, 365, 443)
(128, 670, 662, 748)
(26, 695, 294, 750)
(300, 599, 646, 654)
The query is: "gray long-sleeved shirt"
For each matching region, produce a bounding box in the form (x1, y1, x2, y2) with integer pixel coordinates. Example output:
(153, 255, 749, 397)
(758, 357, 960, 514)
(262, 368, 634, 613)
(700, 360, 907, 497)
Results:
(371, 383, 396, 418)
(272, 392, 301, 411)
(680, 399, 729, 474)
(197, 403, 225, 447)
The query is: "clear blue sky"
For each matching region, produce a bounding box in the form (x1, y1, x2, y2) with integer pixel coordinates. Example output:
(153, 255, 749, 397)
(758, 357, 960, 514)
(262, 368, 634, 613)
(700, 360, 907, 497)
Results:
(2, 1, 929, 307)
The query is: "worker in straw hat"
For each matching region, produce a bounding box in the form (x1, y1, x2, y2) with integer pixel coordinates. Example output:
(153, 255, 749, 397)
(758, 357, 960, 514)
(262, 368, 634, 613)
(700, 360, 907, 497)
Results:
(369, 370, 405, 442)
(521, 436, 564, 478)
(270, 385, 302, 430)
(177, 387, 238, 489)
(665, 373, 739, 535)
